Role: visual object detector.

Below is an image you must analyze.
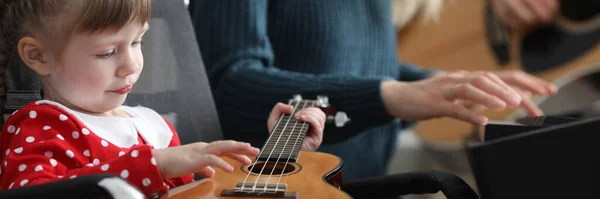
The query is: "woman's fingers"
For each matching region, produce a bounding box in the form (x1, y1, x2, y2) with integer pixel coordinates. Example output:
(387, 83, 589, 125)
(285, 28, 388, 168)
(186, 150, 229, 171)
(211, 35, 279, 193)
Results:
(445, 83, 507, 110)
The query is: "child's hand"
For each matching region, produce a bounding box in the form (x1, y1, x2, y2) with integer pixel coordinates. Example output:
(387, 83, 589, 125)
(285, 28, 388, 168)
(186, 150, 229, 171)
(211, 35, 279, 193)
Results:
(152, 141, 260, 179)
(267, 103, 326, 151)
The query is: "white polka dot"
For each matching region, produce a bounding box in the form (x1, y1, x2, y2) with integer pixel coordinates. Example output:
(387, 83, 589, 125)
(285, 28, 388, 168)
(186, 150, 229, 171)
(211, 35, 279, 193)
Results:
(70, 175, 77, 179)
(83, 150, 90, 157)
(20, 179, 28, 186)
(29, 111, 37, 118)
(7, 125, 15, 133)
(101, 140, 108, 147)
(50, 159, 57, 167)
(43, 125, 51, 130)
(34, 165, 42, 172)
(5, 149, 10, 155)
(93, 159, 100, 165)
(118, 151, 125, 156)
(72, 131, 79, 139)
(25, 136, 35, 143)
(8, 182, 14, 189)
(85, 163, 93, 167)
(81, 128, 90, 135)
(66, 150, 74, 158)
(131, 150, 139, 158)
(14, 147, 23, 154)
(101, 164, 110, 171)
(151, 157, 156, 165)
(59, 114, 68, 121)
(142, 178, 151, 187)
(120, 169, 129, 178)
(56, 134, 64, 140)
(58, 175, 64, 178)
(15, 127, 20, 135)
(45, 151, 53, 157)
(18, 164, 27, 172)
(4, 161, 7, 167)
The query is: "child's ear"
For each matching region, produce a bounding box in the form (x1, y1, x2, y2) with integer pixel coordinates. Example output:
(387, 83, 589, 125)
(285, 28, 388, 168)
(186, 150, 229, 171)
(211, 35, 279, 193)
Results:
(17, 36, 52, 76)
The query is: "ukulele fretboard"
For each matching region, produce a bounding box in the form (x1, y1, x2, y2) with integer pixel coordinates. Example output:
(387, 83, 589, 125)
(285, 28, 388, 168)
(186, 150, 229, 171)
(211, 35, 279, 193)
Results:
(257, 100, 315, 162)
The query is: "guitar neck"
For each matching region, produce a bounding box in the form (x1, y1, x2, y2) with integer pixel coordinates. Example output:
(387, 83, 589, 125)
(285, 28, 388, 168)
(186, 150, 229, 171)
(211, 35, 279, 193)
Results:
(257, 99, 317, 162)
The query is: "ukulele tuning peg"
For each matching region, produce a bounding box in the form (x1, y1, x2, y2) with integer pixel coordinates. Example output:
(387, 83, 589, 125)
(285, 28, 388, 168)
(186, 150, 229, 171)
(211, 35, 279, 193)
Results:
(292, 94, 303, 101)
(316, 95, 330, 107)
(327, 112, 350, 127)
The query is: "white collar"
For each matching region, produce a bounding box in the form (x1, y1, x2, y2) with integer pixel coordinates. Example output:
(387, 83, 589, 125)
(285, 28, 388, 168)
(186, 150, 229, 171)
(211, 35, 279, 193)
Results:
(35, 100, 173, 149)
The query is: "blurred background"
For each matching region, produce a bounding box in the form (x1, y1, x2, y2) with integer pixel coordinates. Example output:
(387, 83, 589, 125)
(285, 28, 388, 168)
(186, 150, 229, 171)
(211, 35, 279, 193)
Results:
(386, 0, 599, 198)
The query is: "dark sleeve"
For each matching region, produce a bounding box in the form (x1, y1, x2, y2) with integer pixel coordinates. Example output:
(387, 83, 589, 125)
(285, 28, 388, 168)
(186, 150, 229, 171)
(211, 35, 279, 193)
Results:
(189, 0, 397, 145)
(398, 62, 436, 82)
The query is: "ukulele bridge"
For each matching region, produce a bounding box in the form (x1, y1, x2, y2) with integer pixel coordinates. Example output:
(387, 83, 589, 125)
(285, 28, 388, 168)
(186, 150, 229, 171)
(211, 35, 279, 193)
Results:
(221, 183, 298, 198)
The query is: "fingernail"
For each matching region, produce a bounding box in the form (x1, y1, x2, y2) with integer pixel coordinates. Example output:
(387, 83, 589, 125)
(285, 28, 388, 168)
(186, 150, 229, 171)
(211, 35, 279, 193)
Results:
(477, 116, 488, 125)
(509, 96, 522, 106)
(494, 100, 507, 108)
(549, 84, 558, 92)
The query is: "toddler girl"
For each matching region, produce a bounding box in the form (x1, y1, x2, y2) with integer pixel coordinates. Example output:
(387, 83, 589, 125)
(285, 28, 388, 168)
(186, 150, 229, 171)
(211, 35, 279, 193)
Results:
(0, 0, 326, 197)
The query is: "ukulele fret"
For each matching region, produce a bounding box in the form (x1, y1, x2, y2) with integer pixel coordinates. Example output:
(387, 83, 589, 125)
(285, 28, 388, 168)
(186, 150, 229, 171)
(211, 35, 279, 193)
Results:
(258, 100, 312, 162)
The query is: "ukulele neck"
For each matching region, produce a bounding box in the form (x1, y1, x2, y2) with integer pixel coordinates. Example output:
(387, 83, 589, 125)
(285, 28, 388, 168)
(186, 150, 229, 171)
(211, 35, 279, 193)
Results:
(257, 99, 317, 162)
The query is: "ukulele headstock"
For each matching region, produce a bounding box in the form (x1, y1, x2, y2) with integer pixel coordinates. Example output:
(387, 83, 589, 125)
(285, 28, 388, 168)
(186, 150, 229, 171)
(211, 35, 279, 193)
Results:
(289, 94, 350, 127)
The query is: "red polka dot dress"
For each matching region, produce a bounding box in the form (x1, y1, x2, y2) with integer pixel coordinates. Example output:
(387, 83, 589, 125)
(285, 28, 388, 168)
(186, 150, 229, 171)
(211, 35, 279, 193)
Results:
(0, 100, 194, 198)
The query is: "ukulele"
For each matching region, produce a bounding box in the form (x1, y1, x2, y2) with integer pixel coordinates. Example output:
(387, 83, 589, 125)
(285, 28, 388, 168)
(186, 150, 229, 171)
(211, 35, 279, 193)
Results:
(396, 0, 600, 142)
(163, 95, 352, 199)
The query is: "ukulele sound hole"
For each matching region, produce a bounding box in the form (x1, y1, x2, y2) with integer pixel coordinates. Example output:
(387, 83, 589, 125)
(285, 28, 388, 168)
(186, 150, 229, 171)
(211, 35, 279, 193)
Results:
(248, 162, 296, 175)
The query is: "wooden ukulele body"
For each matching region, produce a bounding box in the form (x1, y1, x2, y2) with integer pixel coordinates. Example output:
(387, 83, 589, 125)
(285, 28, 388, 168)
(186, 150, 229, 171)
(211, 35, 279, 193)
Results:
(162, 151, 351, 199)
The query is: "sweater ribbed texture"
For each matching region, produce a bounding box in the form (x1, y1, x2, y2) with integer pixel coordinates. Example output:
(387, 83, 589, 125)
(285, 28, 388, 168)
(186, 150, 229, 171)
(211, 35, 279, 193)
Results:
(189, 0, 431, 181)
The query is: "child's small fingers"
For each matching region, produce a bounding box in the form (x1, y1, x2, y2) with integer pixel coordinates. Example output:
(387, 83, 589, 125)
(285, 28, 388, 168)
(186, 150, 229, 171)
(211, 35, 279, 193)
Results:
(226, 154, 253, 165)
(206, 140, 251, 155)
(201, 154, 233, 172)
(197, 166, 216, 178)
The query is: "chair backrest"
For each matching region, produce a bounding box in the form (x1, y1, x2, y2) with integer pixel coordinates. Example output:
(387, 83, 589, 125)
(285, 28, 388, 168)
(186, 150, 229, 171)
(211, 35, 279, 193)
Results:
(1, 0, 223, 144)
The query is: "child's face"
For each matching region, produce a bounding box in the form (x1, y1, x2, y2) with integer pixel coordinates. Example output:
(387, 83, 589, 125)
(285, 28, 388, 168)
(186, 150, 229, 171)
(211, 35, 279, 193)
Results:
(46, 22, 149, 114)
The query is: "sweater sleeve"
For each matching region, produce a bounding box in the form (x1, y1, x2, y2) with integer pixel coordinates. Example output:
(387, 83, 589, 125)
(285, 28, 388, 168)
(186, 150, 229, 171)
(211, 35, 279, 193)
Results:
(398, 62, 436, 82)
(189, 0, 397, 145)
(0, 105, 167, 197)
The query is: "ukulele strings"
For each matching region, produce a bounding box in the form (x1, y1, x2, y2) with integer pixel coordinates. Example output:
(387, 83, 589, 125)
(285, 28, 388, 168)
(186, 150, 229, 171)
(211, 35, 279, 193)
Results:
(239, 101, 298, 191)
(247, 100, 302, 192)
(278, 101, 313, 192)
(262, 100, 311, 193)
(263, 102, 306, 193)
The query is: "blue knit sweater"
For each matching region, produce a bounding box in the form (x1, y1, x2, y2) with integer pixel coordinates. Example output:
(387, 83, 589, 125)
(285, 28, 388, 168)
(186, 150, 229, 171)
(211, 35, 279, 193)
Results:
(188, 0, 432, 181)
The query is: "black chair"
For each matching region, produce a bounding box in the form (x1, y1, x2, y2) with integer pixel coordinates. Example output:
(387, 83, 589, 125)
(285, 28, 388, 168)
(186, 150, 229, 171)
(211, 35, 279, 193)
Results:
(0, 0, 478, 198)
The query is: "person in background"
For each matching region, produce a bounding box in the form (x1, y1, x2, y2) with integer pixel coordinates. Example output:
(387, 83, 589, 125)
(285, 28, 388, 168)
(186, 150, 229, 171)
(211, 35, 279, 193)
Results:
(188, 0, 557, 182)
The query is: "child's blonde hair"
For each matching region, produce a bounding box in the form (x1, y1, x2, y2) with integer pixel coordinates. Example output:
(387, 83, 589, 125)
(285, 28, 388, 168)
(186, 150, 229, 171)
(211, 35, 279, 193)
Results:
(0, 0, 151, 117)
(0, 0, 151, 70)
